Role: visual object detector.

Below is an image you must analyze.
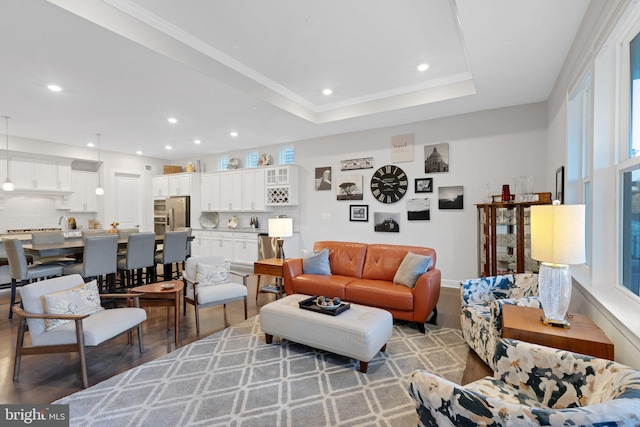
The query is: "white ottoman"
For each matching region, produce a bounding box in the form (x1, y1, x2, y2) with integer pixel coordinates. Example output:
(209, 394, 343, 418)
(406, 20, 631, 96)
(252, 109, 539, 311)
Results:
(260, 294, 393, 372)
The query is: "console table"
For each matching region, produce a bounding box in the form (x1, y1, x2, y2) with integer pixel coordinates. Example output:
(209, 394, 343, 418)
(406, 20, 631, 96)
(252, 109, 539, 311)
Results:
(501, 305, 614, 360)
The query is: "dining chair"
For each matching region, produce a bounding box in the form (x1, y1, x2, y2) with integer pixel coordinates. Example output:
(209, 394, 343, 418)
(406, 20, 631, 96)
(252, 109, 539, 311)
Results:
(116, 228, 139, 256)
(117, 232, 156, 286)
(155, 230, 189, 281)
(30, 231, 76, 265)
(3, 238, 64, 319)
(182, 255, 248, 334)
(177, 226, 192, 269)
(81, 229, 108, 241)
(63, 235, 119, 292)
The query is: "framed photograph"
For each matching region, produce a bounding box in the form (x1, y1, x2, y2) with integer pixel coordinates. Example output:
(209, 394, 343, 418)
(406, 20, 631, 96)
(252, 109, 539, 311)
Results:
(424, 142, 450, 173)
(374, 212, 400, 232)
(340, 157, 374, 171)
(556, 166, 564, 204)
(415, 177, 433, 193)
(315, 167, 332, 191)
(438, 185, 464, 210)
(407, 198, 430, 220)
(336, 175, 364, 200)
(349, 205, 368, 222)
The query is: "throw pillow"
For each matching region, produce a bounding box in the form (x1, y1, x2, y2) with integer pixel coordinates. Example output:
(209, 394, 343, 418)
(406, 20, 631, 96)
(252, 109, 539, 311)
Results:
(393, 252, 432, 289)
(196, 262, 231, 286)
(42, 280, 104, 331)
(302, 248, 331, 275)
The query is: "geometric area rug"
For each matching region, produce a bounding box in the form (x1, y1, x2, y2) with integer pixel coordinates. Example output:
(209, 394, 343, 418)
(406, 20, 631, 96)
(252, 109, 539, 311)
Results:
(54, 315, 469, 426)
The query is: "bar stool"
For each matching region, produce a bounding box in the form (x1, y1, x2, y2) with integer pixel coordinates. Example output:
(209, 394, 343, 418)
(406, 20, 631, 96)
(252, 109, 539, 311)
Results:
(117, 232, 156, 286)
(63, 235, 118, 292)
(3, 238, 64, 319)
(155, 230, 188, 281)
(117, 228, 139, 256)
(30, 231, 76, 265)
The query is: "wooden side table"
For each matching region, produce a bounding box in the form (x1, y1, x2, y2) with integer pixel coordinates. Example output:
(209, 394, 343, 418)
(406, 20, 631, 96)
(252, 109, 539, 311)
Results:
(131, 280, 184, 346)
(502, 305, 614, 359)
(254, 257, 285, 300)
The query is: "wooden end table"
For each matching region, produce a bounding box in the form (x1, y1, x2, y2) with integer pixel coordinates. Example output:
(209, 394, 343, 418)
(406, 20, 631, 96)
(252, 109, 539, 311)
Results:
(254, 257, 286, 300)
(131, 280, 184, 346)
(501, 305, 614, 359)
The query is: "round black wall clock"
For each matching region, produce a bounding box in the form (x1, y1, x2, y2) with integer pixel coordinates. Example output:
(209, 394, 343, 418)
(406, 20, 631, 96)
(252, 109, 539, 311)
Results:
(370, 165, 408, 204)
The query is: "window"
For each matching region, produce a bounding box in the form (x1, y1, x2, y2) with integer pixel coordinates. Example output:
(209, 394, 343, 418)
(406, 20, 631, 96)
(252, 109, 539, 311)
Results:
(246, 151, 259, 168)
(631, 32, 640, 158)
(279, 145, 295, 164)
(218, 155, 229, 171)
(622, 166, 640, 296)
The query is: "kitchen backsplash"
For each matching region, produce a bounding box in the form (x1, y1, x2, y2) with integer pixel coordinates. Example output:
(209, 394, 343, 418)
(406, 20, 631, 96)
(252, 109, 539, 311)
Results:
(0, 196, 95, 234)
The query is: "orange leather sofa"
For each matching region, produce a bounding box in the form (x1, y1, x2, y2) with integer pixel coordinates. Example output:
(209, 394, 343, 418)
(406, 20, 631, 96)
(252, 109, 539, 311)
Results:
(283, 241, 441, 333)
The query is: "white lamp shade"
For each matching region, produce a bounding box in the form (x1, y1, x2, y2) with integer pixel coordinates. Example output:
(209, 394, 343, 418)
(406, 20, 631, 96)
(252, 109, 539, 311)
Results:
(530, 204, 585, 265)
(2, 179, 14, 192)
(268, 217, 293, 238)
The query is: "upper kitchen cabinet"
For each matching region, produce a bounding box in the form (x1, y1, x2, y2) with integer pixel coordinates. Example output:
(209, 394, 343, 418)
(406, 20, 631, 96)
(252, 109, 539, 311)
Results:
(242, 168, 270, 212)
(168, 173, 194, 196)
(10, 157, 72, 191)
(69, 171, 98, 212)
(201, 173, 221, 211)
(151, 175, 169, 199)
(265, 165, 299, 206)
(219, 171, 243, 211)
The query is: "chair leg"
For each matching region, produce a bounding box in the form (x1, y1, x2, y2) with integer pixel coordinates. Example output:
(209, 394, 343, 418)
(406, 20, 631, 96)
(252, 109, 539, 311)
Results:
(138, 323, 144, 353)
(9, 279, 17, 320)
(13, 317, 27, 382)
(74, 319, 89, 388)
(194, 304, 200, 335)
(244, 297, 248, 319)
(255, 275, 261, 301)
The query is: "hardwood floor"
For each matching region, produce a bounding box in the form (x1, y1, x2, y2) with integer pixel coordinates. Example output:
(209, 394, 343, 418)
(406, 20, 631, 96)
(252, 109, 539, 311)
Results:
(0, 275, 491, 404)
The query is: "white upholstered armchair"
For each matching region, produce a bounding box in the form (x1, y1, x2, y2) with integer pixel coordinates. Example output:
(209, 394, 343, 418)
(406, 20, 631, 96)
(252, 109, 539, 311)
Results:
(460, 273, 540, 368)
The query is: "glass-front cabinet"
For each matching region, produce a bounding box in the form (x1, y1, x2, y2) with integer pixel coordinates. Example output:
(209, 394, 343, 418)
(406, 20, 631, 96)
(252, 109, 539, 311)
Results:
(476, 199, 551, 276)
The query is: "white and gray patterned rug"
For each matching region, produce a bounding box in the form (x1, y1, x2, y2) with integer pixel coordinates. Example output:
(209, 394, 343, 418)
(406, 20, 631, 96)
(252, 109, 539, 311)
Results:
(54, 315, 468, 426)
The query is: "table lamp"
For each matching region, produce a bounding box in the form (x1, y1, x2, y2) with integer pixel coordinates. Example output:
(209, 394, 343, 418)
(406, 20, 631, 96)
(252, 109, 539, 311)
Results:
(268, 216, 293, 260)
(530, 201, 585, 328)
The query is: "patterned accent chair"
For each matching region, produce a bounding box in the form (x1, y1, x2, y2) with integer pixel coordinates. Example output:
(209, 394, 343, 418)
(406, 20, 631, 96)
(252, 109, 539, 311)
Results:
(460, 273, 540, 369)
(409, 338, 640, 426)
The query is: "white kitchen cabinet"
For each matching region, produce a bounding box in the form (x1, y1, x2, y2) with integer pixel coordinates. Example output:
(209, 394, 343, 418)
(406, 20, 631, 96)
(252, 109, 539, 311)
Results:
(242, 168, 270, 211)
(168, 173, 193, 196)
(265, 165, 299, 206)
(219, 171, 243, 211)
(151, 176, 169, 199)
(69, 171, 98, 212)
(233, 232, 258, 265)
(200, 173, 221, 211)
(192, 230, 212, 257)
(210, 232, 234, 262)
(57, 162, 72, 190)
(10, 157, 64, 190)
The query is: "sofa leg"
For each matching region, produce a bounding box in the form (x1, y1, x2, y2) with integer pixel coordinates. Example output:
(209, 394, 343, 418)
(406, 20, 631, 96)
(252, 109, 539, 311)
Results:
(427, 306, 438, 325)
(416, 322, 426, 334)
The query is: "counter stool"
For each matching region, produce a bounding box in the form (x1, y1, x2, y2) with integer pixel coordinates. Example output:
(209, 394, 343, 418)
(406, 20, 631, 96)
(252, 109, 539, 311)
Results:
(30, 231, 76, 265)
(117, 232, 156, 286)
(155, 230, 188, 281)
(3, 238, 64, 319)
(63, 235, 118, 293)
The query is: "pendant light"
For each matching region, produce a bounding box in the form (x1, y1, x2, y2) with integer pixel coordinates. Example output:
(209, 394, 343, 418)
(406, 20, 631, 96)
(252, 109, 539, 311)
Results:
(2, 116, 14, 192)
(95, 133, 104, 196)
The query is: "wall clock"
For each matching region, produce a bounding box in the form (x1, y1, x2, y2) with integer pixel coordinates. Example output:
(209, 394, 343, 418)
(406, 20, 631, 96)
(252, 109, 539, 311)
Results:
(370, 165, 408, 204)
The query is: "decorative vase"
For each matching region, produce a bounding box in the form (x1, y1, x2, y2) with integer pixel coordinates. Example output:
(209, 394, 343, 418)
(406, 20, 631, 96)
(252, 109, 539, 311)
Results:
(501, 184, 511, 202)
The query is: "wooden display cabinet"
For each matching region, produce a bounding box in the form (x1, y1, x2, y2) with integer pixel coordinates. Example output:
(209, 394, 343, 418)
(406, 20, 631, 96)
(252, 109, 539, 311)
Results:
(476, 193, 551, 276)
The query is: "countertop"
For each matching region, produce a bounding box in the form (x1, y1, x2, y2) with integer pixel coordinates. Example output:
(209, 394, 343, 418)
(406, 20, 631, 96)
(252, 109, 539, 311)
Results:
(192, 228, 268, 234)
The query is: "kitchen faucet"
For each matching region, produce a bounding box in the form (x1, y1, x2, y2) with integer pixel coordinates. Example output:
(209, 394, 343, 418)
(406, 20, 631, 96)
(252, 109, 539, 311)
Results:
(59, 215, 69, 235)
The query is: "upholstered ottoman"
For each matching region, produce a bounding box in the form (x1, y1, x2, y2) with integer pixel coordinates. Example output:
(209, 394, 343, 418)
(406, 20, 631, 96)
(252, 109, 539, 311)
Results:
(260, 294, 393, 372)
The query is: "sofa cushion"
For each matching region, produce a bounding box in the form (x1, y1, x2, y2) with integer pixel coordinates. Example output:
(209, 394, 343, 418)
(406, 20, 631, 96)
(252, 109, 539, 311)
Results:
(313, 241, 367, 278)
(346, 279, 414, 311)
(302, 248, 331, 275)
(42, 280, 104, 331)
(289, 275, 354, 300)
(363, 244, 436, 281)
(393, 252, 432, 288)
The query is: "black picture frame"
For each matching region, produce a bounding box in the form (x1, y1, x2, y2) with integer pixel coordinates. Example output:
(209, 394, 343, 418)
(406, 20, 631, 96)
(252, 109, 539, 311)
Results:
(349, 205, 368, 222)
(415, 178, 433, 193)
(556, 166, 565, 204)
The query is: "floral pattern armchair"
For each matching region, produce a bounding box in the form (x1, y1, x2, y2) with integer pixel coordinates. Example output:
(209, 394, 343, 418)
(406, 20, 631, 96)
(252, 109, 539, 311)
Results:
(460, 273, 540, 368)
(409, 338, 640, 426)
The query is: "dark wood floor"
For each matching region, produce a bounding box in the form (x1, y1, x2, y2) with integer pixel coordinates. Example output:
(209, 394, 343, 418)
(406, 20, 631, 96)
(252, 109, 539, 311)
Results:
(0, 275, 491, 404)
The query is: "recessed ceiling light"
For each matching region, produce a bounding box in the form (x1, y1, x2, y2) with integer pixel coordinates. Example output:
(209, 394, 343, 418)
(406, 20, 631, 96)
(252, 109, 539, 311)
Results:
(167, 117, 178, 124)
(136, 150, 142, 155)
(165, 145, 172, 150)
(47, 84, 63, 92)
(305, 16, 320, 27)
(194, 139, 201, 144)
(322, 88, 332, 96)
(230, 132, 238, 137)
(251, 105, 259, 110)
(417, 63, 429, 72)
(87, 142, 95, 147)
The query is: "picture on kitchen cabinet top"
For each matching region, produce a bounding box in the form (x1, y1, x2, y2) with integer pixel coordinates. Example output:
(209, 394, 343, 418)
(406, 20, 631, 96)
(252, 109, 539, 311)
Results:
(438, 185, 464, 210)
(315, 167, 332, 191)
(407, 198, 430, 220)
(424, 142, 449, 173)
(336, 174, 363, 200)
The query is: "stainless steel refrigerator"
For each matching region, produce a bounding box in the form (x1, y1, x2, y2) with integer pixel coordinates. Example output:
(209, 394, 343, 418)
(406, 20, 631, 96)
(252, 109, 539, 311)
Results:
(165, 196, 190, 231)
